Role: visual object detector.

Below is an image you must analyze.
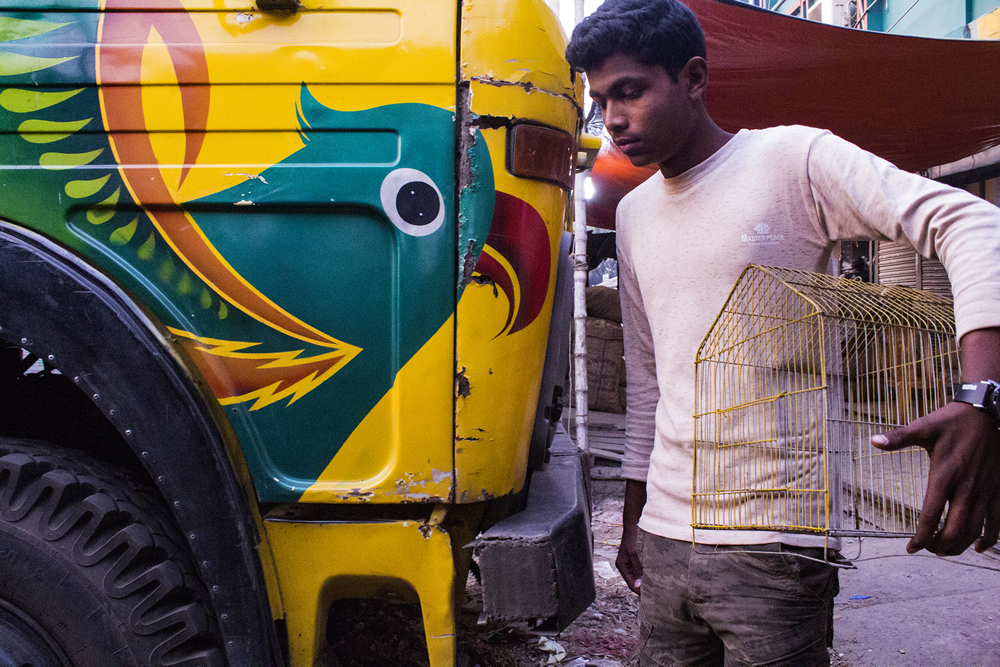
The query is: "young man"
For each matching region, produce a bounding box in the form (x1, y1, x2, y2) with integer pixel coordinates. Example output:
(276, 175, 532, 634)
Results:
(566, 1, 1000, 664)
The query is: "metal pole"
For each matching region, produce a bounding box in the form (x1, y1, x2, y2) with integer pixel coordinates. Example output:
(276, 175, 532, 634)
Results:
(572, 0, 589, 456)
(573, 173, 589, 456)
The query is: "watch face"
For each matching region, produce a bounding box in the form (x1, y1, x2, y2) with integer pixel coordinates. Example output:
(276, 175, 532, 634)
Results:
(989, 388, 1000, 422)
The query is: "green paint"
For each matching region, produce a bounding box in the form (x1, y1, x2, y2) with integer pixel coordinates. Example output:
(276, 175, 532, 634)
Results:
(18, 117, 92, 144)
(177, 272, 193, 295)
(138, 232, 156, 260)
(0, 88, 84, 113)
(0, 51, 76, 76)
(200, 288, 213, 310)
(158, 257, 175, 283)
(218, 301, 228, 320)
(86, 187, 120, 225)
(40, 148, 103, 170)
(65, 174, 110, 199)
(110, 217, 138, 246)
(0, 17, 69, 42)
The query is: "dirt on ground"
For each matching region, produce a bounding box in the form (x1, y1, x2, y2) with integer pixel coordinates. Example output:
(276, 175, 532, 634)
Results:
(325, 480, 640, 667)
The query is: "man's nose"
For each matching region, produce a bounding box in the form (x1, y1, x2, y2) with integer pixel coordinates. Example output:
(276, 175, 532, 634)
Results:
(602, 101, 627, 131)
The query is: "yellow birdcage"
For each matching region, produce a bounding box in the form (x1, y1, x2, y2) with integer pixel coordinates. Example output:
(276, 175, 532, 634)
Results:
(692, 265, 959, 539)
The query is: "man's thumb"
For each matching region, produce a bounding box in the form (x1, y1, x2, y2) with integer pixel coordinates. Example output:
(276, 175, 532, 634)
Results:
(872, 415, 936, 452)
(871, 427, 909, 451)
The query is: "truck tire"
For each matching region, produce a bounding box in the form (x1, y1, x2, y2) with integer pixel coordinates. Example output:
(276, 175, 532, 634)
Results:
(0, 439, 225, 666)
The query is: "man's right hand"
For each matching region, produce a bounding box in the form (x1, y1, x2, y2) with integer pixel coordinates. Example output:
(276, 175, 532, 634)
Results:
(616, 479, 647, 594)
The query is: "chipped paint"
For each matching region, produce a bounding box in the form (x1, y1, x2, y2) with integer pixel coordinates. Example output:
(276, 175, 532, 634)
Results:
(223, 172, 268, 185)
(469, 75, 581, 111)
(469, 273, 498, 297)
(456, 367, 471, 398)
(418, 504, 450, 539)
(336, 489, 374, 501)
(234, 199, 254, 206)
(472, 115, 514, 130)
(460, 239, 479, 287)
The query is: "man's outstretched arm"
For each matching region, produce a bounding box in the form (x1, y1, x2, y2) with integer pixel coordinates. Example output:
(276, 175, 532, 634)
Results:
(872, 327, 1000, 555)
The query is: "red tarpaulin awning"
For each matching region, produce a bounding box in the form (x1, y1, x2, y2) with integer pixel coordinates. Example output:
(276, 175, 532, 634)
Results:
(586, 0, 1000, 229)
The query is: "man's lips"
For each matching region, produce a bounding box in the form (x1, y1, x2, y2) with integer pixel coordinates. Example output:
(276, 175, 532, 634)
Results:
(615, 137, 640, 154)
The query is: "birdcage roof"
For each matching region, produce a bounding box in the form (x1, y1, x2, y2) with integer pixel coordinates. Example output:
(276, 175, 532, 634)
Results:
(747, 265, 956, 334)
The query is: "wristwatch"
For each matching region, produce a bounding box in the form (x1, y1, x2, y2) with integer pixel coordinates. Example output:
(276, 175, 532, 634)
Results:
(952, 380, 1000, 425)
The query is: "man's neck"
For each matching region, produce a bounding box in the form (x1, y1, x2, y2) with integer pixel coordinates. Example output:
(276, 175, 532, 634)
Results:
(658, 119, 734, 179)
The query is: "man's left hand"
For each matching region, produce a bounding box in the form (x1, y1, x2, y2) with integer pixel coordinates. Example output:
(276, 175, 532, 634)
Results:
(872, 328, 1000, 556)
(872, 339, 1000, 556)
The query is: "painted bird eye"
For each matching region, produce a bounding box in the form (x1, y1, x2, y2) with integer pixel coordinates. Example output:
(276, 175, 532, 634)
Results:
(380, 168, 445, 237)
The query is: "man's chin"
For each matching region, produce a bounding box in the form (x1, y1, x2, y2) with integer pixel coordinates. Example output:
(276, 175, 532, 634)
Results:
(623, 152, 654, 168)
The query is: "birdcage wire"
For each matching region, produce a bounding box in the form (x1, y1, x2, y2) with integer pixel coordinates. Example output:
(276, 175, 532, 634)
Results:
(693, 265, 959, 539)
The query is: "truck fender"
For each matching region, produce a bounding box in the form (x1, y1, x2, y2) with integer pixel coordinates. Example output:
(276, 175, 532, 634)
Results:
(0, 222, 282, 666)
(528, 231, 574, 470)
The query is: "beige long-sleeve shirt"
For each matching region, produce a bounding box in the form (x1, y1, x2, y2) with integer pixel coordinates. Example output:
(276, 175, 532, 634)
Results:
(617, 125, 1000, 546)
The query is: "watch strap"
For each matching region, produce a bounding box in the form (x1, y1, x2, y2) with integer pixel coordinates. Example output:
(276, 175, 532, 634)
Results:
(953, 381, 998, 409)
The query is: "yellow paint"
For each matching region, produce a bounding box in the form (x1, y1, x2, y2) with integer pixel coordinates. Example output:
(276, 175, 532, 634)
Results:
(461, 0, 576, 100)
(141, 26, 186, 196)
(168, 328, 362, 410)
(468, 78, 579, 132)
(301, 316, 454, 503)
(480, 243, 521, 332)
(264, 516, 458, 667)
(454, 0, 580, 500)
(118, 0, 458, 203)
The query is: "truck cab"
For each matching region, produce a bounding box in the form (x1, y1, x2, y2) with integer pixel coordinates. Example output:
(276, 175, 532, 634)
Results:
(0, 1, 594, 664)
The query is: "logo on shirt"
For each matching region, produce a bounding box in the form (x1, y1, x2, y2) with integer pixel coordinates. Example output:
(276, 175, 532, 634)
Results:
(742, 222, 784, 246)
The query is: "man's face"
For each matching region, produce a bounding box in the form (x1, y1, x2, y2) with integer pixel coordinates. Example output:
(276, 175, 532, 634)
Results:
(586, 53, 698, 170)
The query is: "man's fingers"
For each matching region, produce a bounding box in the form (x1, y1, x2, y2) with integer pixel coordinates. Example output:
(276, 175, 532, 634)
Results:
(931, 496, 985, 556)
(615, 545, 643, 594)
(908, 480, 949, 554)
(976, 496, 1000, 553)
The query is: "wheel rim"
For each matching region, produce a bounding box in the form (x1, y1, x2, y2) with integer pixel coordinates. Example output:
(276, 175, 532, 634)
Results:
(0, 597, 71, 667)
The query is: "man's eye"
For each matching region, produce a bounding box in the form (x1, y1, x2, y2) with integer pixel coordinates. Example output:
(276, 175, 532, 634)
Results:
(623, 89, 643, 100)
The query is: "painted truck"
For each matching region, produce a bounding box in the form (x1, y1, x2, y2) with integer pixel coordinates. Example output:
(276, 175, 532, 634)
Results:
(0, 1, 598, 664)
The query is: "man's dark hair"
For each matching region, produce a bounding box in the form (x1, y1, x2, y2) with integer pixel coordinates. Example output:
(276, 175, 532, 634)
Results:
(565, 0, 706, 83)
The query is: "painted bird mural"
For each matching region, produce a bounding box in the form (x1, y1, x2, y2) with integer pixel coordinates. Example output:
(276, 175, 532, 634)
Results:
(0, 4, 553, 500)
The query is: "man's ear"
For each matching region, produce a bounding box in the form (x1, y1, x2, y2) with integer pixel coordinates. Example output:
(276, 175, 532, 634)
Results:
(682, 57, 709, 100)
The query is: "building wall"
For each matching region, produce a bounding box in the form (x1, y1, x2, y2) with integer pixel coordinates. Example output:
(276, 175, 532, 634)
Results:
(763, 0, 1000, 37)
